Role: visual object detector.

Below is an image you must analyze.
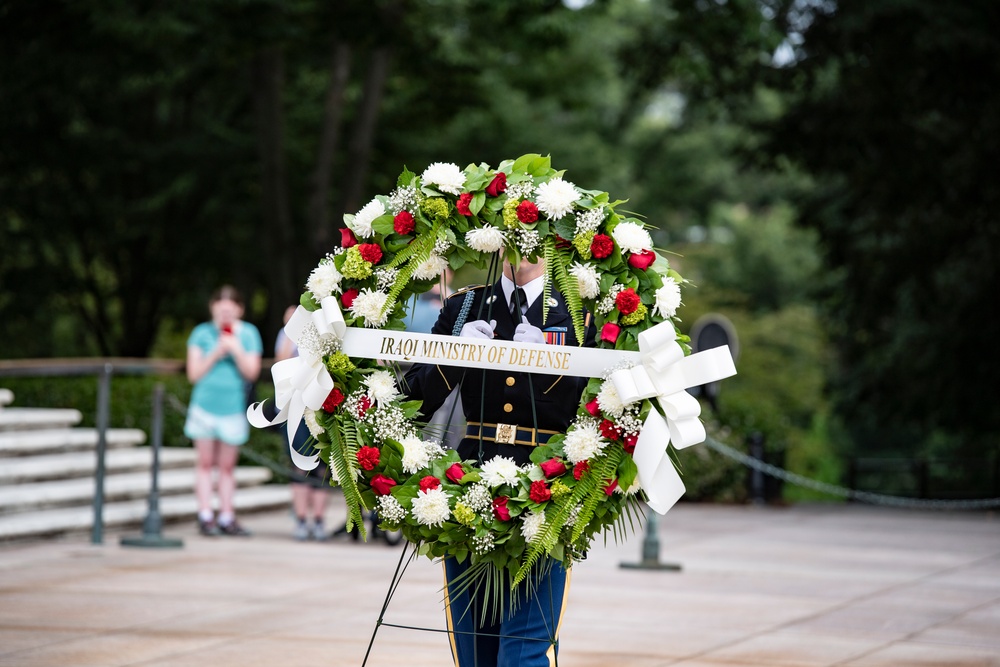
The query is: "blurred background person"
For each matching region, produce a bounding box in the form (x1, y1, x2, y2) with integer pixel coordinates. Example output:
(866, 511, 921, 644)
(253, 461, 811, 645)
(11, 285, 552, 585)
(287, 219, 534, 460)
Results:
(184, 285, 262, 537)
(275, 304, 331, 541)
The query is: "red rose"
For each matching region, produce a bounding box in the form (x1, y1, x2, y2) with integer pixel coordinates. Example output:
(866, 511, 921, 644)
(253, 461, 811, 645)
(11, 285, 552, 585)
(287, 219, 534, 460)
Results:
(371, 474, 397, 496)
(604, 478, 619, 495)
(322, 387, 345, 412)
(600, 322, 621, 344)
(340, 228, 358, 248)
(445, 463, 466, 484)
(529, 480, 552, 503)
(539, 458, 568, 478)
(357, 395, 371, 418)
(419, 476, 441, 492)
(456, 193, 473, 216)
(492, 496, 511, 521)
(615, 288, 640, 315)
(600, 419, 621, 441)
(516, 200, 539, 224)
(485, 173, 507, 197)
(358, 243, 383, 265)
(573, 460, 590, 481)
(628, 250, 656, 270)
(585, 398, 601, 417)
(554, 235, 573, 250)
(356, 446, 380, 471)
(341, 288, 359, 309)
(590, 234, 614, 259)
(623, 432, 638, 454)
(393, 211, 415, 235)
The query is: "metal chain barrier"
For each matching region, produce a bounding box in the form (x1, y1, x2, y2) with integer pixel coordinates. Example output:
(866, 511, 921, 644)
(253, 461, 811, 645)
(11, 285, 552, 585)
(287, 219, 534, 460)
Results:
(704, 436, 1000, 510)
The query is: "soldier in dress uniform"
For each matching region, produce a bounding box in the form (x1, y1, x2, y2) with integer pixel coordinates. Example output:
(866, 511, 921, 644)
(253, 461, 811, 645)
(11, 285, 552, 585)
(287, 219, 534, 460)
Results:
(404, 257, 595, 667)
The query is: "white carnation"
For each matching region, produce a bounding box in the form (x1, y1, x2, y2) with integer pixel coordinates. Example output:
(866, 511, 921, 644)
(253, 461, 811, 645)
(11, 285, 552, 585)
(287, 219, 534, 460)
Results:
(611, 221, 653, 255)
(480, 456, 521, 488)
(534, 177, 578, 220)
(349, 198, 385, 239)
(306, 260, 343, 299)
(302, 408, 324, 438)
(411, 487, 451, 527)
(421, 162, 466, 195)
(412, 254, 450, 280)
(520, 509, 546, 542)
(596, 381, 626, 417)
(349, 289, 390, 327)
(568, 261, 600, 299)
(654, 277, 682, 319)
(364, 370, 399, 406)
(465, 226, 507, 253)
(562, 420, 607, 464)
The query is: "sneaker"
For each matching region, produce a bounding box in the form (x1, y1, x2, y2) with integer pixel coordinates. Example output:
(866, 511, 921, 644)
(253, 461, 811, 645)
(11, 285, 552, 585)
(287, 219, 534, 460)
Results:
(293, 520, 309, 541)
(198, 518, 220, 537)
(310, 522, 328, 542)
(218, 520, 252, 537)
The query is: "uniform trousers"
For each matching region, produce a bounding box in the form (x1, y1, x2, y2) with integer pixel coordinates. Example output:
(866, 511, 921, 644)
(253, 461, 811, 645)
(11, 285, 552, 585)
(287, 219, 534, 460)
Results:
(443, 557, 570, 667)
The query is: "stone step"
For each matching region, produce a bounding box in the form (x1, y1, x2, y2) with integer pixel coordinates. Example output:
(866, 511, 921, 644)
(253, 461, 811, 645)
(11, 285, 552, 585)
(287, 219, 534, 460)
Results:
(0, 447, 196, 485)
(0, 484, 292, 541)
(0, 466, 273, 515)
(0, 427, 147, 457)
(0, 388, 13, 407)
(0, 407, 83, 432)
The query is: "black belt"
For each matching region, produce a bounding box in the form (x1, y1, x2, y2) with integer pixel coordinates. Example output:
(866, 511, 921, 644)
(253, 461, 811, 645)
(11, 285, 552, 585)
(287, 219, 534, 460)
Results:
(465, 421, 559, 447)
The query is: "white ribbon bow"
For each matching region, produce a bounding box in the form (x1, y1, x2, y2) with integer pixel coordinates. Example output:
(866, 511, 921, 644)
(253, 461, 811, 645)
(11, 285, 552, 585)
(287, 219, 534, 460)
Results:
(246, 297, 346, 471)
(609, 321, 736, 514)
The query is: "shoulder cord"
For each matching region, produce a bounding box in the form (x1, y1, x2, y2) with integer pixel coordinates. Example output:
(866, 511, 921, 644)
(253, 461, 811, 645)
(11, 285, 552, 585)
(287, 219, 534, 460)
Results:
(451, 290, 477, 336)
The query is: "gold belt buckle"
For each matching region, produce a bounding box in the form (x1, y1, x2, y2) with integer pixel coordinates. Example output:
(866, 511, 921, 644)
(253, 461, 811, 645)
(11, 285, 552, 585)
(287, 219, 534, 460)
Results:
(495, 423, 517, 445)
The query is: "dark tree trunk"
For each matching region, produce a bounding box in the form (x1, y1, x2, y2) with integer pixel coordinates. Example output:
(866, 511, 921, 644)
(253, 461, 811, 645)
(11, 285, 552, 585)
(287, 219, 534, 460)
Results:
(307, 40, 352, 257)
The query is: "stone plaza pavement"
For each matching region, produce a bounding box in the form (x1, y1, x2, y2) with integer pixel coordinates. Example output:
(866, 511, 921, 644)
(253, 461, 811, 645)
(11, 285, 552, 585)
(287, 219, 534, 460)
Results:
(0, 501, 998, 667)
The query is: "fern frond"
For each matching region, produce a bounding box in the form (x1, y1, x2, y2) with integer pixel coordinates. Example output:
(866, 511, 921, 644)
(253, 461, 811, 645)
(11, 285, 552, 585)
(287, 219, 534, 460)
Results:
(542, 236, 555, 325)
(552, 246, 586, 345)
(572, 448, 624, 543)
(331, 420, 367, 539)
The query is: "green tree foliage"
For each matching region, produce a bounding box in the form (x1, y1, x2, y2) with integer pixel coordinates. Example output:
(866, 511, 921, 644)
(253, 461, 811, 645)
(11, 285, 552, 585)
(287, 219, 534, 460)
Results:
(760, 0, 1000, 456)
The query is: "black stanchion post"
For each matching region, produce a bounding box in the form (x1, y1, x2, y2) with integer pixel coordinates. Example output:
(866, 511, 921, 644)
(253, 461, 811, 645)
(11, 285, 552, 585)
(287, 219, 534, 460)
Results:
(91, 362, 112, 545)
(121, 383, 183, 548)
(748, 431, 765, 506)
(620, 507, 681, 571)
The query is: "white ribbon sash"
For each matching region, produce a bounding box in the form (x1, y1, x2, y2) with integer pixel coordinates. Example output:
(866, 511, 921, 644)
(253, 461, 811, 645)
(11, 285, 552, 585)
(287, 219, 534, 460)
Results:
(248, 306, 736, 513)
(609, 321, 737, 513)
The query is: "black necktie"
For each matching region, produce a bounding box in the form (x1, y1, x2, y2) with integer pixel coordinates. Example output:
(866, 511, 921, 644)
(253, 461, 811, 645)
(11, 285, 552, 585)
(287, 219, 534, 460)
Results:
(509, 287, 527, 321)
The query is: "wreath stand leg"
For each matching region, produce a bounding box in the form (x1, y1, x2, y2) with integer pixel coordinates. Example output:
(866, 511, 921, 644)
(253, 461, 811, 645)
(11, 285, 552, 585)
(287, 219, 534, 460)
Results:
(361, 540, 413, 666)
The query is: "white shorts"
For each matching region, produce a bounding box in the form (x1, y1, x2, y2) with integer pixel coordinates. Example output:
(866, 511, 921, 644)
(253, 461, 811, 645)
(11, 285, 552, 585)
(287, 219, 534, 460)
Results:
(184, 404, 250, 446)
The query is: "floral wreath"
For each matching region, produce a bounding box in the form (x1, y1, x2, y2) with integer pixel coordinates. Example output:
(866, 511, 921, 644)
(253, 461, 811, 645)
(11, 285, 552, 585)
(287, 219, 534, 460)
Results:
(273, 154, 691, 586)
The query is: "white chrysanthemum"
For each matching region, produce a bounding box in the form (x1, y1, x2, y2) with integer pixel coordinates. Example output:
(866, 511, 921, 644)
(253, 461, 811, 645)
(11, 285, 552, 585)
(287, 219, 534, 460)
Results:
(611, 221, 653, 255)
(654, 277, 682, 319)
(421, 162, 466, 195)
(412, 254, 450, 280)
(480, 456, 521, 488)
(303, 408, 324, 438)
(349, 198, 384, 239)
(596, 381, 626, 417)
(562, 420, 607, 464)
(306, 260, 343, 299)
(411, 487, 451, 527)
(465, 226, 507, 253)
(365, 370, 399, 405)
(377, 495, 406, 524)
(534, 177, 578, 220)
(349, 288, 390, 327)
(568, 261, 600, 299)
(520, 509, 546, 542)
(400, 436, 444, 474)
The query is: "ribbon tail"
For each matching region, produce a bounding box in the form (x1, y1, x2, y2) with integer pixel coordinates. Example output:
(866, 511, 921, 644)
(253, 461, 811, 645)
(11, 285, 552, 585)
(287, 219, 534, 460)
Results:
(632, 411, 686, 515)
(284, 394, 320, 471)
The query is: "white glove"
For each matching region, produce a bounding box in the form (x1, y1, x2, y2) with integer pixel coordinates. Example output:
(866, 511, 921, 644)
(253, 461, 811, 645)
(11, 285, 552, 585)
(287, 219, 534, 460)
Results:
(460, 319, 496, 339)
(513, 322, 545, 344)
